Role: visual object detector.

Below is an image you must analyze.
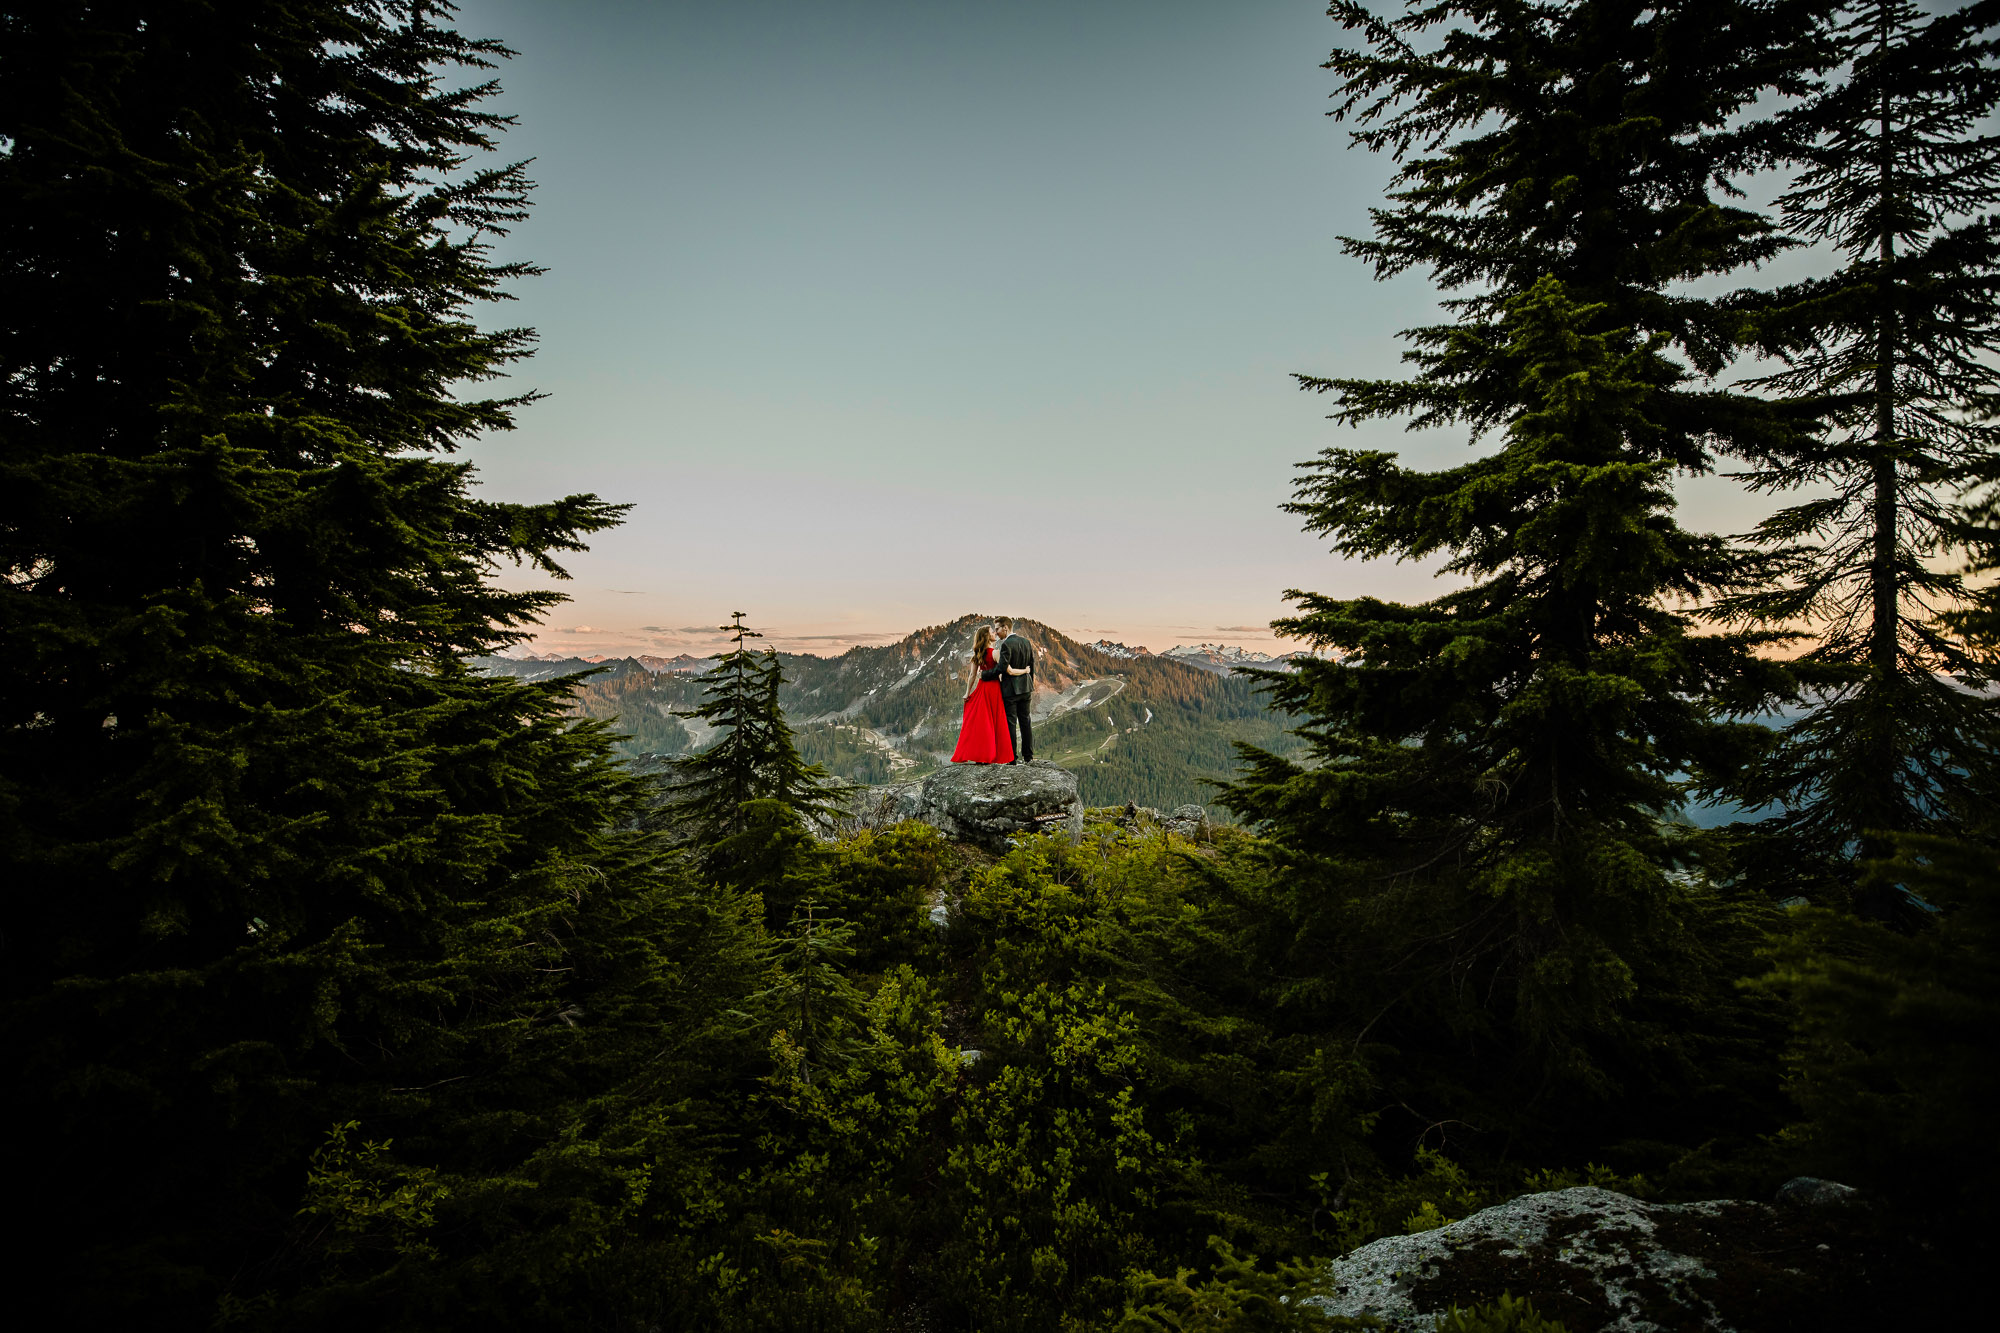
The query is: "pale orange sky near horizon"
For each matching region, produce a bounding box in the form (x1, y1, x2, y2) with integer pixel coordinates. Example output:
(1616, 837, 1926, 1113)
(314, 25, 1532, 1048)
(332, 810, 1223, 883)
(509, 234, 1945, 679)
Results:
(514, 611, 1312, 660)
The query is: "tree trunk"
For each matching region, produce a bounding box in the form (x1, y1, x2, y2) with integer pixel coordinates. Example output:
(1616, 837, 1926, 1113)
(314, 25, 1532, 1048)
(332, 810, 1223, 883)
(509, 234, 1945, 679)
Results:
(1871, 14, 1899, 678)
(1859, 4, 1904, 865)
(1871, 354, 1897, 675)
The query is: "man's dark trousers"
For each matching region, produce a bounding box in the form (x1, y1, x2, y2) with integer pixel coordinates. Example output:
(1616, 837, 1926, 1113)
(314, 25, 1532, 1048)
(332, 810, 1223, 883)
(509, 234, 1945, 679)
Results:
(1003, 691, 1033, 763)
(998, 630, 1035, 762)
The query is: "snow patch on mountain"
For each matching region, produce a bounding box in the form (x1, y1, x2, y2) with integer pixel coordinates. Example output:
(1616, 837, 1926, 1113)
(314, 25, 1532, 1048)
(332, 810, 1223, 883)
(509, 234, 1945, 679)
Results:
(1162, 643, 1313, 674)
(1034, 677, 1126, 723)
(1164, 642, 1276, 663)
(892, 640, 959, 694)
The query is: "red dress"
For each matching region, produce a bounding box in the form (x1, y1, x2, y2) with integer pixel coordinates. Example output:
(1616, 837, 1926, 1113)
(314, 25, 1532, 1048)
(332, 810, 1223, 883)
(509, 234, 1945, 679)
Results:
(951, 649, 1015, 764)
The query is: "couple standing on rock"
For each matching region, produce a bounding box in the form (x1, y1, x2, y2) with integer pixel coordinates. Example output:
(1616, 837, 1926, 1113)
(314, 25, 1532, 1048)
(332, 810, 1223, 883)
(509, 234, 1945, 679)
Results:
(950, 616, 1034, 766)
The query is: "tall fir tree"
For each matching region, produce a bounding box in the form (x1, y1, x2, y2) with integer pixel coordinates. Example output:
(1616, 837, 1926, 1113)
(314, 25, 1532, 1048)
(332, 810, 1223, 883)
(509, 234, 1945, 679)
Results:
(669, 613, 852, 851)
(672, 613, 779, 833)
(1721, 0, 2000, 884)
(1218, 0, 1827, 1149)
(0, 4, 763, 1325)
(1224, 280, 1789, 1140)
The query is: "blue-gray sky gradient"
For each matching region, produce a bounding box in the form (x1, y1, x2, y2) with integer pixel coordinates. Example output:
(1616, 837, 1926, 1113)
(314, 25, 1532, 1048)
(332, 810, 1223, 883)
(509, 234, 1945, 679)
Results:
(455, 0, 1773, 656)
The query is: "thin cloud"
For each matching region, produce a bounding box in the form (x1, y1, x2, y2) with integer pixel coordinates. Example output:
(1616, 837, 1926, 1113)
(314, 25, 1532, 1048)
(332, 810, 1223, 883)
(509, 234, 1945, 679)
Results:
(1215, 625, 1271, 634)
(786, 633, 901, 642)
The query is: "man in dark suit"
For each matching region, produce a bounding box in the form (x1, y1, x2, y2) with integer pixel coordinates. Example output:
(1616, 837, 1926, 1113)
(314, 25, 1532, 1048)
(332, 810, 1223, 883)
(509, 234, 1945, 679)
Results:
(994, 616, 1034, 764)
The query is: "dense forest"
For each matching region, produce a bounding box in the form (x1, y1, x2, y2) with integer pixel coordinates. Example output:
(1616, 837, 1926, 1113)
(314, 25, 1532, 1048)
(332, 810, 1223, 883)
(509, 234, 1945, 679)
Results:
(3, 2, 1994, 1330)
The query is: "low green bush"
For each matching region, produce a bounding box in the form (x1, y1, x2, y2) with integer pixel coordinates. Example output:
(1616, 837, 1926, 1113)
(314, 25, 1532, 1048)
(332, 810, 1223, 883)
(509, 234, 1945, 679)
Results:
(1433, 1293, 1569, 1333)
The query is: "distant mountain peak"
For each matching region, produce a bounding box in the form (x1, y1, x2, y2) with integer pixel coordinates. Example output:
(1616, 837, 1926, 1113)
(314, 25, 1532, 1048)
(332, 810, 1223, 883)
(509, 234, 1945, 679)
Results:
(635, 653, 714, 674)
(1089, 639, 1152, 658)
(1160, 642, 1309, 674)
(1164, 642, 1260, 660)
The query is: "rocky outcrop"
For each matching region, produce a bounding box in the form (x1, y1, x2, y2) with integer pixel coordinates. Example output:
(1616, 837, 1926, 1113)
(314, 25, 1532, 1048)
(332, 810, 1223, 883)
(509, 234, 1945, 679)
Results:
(1774, 1175, 1856, 1209)
(1105, 802, 1216, 842)
(1309, 1183, 1903, 1332)
(901, 761, 1082, 851)
(852, 778, 926, 829)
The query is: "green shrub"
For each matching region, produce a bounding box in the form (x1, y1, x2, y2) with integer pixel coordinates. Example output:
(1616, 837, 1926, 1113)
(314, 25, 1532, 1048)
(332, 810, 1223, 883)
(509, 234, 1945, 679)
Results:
(1120, 1237, 1374, 1331)
(1434, 1293, 1569, 1333)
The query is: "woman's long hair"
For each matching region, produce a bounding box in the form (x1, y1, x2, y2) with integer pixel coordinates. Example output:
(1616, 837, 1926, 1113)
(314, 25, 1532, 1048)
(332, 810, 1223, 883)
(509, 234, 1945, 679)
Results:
(971, 624, 995, 666)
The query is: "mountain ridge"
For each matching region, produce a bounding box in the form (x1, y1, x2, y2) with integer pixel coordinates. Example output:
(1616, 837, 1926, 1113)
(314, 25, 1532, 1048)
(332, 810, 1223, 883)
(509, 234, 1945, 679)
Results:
(478, 615, 1306, 810)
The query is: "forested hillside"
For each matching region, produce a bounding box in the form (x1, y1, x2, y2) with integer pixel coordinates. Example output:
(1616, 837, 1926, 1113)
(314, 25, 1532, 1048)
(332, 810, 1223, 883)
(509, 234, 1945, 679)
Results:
(5, 2, 1993, 1330)
(479, 615, 1307, 810)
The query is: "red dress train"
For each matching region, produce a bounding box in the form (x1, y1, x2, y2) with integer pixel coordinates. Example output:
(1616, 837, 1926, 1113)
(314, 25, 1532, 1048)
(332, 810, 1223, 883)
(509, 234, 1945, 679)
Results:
(951, 649, 1015, 764)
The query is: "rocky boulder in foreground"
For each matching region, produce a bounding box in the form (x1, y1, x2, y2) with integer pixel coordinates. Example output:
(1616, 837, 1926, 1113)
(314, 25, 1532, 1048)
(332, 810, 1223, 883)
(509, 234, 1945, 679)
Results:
(1309, 1183, 1924, 1332)
(896, 760, 1082, 850)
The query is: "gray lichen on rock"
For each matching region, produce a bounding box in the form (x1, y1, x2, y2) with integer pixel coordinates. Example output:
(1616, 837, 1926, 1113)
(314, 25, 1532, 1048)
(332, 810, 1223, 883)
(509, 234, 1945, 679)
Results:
(1308, 1187, 1757, 1332)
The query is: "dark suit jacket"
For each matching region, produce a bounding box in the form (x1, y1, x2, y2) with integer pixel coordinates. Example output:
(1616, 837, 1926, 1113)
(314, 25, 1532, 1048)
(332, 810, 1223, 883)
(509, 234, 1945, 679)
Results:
(998, 633, 1034, 698)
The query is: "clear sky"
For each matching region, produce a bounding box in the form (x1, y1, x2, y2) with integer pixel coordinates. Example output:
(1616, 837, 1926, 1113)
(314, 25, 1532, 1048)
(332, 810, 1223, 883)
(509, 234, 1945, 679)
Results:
(452, 0, 1769, 658)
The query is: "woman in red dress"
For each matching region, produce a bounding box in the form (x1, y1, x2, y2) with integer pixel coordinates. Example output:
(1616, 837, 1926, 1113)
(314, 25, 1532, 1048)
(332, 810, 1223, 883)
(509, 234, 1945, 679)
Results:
(950, 623, 1015, 764)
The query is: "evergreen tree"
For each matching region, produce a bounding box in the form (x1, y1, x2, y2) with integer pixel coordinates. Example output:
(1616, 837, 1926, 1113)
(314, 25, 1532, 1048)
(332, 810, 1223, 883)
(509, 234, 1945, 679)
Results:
(1320, 0, 1828, 442)
(1216, 0, 1826, 1147)
(0, 4, 761, 1324)
(709, 795, 834, 929)
(762, 653, 854, 822)
(1721, 0, 2000, 878)
(1951, 480, 2000, 648)
(672, 613, 779, 833)
(669, 612, 852, 844)
(1223, 278, 1789, 1135)
(757, 901, 868, 1088)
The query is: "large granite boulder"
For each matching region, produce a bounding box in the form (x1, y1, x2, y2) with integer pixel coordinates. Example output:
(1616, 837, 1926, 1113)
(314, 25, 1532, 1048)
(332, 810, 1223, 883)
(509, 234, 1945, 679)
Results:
(909, 760, 1082, 850)
(1308, 1183, 1907, 1332)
